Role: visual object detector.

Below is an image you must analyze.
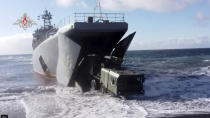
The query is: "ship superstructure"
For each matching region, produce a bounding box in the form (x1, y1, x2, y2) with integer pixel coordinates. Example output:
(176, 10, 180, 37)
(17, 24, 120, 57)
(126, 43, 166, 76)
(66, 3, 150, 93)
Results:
(32, 10, 58, 49)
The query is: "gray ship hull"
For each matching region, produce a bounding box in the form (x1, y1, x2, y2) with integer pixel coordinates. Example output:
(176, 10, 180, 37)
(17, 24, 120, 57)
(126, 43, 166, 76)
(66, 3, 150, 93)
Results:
(33, 26, 83, 90)
(32, 34, 58, 77)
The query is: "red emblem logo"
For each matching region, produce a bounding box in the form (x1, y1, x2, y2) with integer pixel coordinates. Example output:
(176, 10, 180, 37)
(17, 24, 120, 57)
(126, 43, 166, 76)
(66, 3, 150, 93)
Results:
(13, 13, 37, 30)
(23, 16, 28, 26)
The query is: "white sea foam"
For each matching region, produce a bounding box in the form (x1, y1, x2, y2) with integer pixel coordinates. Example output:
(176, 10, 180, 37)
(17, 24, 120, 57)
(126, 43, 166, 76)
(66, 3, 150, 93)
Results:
(203, 60, 210, 62)
(18, 83, 210, 118)
(137, 71, 210, 117)
(1, 79, 210, 118)
(193, 66, 210, 76)
(0, 100, 26, 118)
(0, 89, 26, 118)
(137, 98, 210, 117)
(22, 86, 148, 118)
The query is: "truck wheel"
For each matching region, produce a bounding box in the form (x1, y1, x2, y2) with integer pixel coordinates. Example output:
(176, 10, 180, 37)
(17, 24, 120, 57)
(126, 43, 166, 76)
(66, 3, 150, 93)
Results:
(91, 79, 97, 90)
(100, 86, 106, 93)
(140, 89, 145, 94)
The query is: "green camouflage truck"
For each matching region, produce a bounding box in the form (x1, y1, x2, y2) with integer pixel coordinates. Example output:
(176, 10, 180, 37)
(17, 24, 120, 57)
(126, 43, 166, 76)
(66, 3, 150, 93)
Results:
(99, 68, 144, 96)
(86, 55, 145, 96)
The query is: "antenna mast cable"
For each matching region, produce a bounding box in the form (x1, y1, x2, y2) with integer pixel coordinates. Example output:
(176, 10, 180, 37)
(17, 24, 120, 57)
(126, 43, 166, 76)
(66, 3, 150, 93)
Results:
(94, 0, 103, 20)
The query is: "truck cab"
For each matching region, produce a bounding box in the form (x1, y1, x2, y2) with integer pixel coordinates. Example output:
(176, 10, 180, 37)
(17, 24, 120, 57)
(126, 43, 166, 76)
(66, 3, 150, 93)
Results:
(100, 68, 144, 96)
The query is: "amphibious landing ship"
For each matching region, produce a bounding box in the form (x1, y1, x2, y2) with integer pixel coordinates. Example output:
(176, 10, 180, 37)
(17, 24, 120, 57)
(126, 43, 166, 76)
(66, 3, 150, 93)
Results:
(32, 8, 144, 96)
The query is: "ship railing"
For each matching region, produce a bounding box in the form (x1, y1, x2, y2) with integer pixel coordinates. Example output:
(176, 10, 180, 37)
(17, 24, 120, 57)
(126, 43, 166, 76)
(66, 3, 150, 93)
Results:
(74, 13, 125, 22)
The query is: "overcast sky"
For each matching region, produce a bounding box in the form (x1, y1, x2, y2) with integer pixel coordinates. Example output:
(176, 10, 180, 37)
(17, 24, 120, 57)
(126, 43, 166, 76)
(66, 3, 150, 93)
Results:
(0, 0, 210, 55)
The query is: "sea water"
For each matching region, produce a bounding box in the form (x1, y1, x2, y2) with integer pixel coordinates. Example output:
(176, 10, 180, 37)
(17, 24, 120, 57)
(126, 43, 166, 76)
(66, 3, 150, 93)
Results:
(0, 48, 210, 118)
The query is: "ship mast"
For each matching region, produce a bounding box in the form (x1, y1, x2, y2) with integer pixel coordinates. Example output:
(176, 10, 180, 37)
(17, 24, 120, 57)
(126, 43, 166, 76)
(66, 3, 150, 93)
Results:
(94, 0, 103, 20)
(98, 0, 102, 20)
(39, 9, 52, 29)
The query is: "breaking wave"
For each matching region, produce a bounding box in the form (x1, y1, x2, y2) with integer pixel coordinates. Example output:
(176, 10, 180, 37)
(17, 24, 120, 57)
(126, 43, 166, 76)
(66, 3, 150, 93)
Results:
(21, 86, 148, 118)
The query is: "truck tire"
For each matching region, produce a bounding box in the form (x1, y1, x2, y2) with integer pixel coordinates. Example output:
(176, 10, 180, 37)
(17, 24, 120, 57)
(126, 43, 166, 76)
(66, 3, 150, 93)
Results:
(140, 89, 145, 94)
(91, 79, 97, 90)
(100, 85, 107, 93)
(91, 79, 100, 90)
